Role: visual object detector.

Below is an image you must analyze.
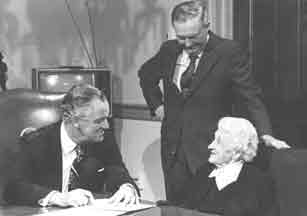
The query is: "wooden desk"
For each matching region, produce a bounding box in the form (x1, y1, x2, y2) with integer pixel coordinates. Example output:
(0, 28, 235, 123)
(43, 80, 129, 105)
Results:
(0, 205, 220, 216)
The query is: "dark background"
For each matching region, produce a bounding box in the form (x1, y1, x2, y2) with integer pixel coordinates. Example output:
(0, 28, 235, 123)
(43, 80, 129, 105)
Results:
(233, 0, 307, 148)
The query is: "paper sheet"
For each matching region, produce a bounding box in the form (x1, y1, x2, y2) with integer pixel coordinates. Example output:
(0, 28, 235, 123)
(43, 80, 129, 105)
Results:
(36, 199, 155, 216)
(36, 207, 122, 216)
(93, 198, 154, 212)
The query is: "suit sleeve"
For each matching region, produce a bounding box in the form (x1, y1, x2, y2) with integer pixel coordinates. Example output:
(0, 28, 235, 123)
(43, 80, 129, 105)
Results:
(229, 43, 273, 136)
(93, 131, 140, 196)
(138, 44, 166, 116)
(3, 137, 53, 205)
(4, 63, 7, 73)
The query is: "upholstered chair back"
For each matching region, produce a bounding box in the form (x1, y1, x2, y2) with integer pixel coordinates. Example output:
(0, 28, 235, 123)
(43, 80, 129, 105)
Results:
(269, 149, 307, 216)
(0, 89, 64, 203)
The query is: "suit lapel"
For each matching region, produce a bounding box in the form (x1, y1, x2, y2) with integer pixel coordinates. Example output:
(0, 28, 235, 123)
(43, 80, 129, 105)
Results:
(167, 41, 183, 83)
(47, 122, 63, 191)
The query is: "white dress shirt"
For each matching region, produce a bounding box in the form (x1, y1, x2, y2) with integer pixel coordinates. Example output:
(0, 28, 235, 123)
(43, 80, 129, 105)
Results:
(60, 122, 78, 193)
(208, 161, 244, 191)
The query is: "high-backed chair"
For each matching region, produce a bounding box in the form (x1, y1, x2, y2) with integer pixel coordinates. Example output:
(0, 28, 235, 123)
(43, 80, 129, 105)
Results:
(269, 149, 307, 216)
(0, 88, 64, 204)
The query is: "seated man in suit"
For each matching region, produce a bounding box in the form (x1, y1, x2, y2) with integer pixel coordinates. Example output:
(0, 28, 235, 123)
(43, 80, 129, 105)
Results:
(4, 84, 139, 207)
(179, 117, 277, 216)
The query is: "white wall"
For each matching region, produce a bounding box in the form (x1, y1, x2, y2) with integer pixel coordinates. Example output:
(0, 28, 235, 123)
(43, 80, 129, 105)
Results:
(0, 0, 233, 201)
(114, 119, 164, 201)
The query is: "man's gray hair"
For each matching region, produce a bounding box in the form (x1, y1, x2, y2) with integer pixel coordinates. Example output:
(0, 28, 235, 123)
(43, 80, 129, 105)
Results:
(61, 84, 107, 122)
(171, 0, 208, 24)
(218, 117, 259, 162)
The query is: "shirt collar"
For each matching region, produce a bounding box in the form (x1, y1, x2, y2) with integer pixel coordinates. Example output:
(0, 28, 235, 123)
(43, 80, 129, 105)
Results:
(208, 161, 244, 191)
(60, 122, 78, 155)
(182, 49, 202, 59)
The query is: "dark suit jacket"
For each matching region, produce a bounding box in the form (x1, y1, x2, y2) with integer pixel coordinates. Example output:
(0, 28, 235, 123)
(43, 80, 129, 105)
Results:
(181, 163, 278, 216)
(138, 32, 272, 172)
(3, 121, 137, 205)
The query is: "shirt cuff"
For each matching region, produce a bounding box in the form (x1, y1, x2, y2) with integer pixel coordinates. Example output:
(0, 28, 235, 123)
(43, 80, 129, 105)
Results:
(121, 183, 139, 197)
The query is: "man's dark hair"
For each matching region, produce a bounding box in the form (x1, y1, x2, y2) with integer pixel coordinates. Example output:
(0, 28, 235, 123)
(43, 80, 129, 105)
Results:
(171, 0, 208, 24)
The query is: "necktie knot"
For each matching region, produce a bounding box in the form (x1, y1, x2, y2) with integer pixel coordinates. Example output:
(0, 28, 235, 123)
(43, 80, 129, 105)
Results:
(189, 53, 199, 62)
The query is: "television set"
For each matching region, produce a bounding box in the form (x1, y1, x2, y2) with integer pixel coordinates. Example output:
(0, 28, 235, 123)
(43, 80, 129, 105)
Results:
(32, 67, 112, 113)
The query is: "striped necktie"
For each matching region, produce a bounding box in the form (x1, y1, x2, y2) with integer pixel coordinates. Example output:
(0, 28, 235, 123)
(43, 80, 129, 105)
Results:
(68, 145, 84, 190)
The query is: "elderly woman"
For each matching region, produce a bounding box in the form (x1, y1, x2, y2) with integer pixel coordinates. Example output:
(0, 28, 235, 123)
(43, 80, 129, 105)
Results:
(180, 117, 278, 216)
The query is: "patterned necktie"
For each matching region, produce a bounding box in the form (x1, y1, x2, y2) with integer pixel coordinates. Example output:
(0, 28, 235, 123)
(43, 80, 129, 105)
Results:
(68, 145, 84, 190)
(180, 53, 199, 91)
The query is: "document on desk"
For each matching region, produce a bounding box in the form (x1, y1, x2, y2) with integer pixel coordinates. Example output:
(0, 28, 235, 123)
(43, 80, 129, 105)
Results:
(93, 198, 155, 212)
(36, 199, 155, 216)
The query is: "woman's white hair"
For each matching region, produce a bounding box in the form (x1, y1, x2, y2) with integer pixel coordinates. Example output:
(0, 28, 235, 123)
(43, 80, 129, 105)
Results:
(218, 117, 259, 162)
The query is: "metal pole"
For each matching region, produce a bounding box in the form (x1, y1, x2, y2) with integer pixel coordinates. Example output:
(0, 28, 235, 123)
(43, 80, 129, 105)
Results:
(65, 0, 94, 67)
(86, 1, 98, 67)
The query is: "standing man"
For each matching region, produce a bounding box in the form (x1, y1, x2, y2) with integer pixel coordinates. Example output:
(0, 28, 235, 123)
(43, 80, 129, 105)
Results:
(0, 52, 8, 91)
(4, 84, 139, 207)
(138, 0, 288, 203)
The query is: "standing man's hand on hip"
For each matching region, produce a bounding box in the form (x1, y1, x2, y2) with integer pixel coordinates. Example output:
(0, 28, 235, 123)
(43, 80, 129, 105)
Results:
(154, 105, 164, 121)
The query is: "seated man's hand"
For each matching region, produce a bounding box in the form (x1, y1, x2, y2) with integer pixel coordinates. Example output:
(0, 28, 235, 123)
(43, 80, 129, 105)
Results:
(154, 105, 164, 121)
(108, 183, 139, 205)
(49, 189, 94, 207)
(262, 134, 290, 149)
